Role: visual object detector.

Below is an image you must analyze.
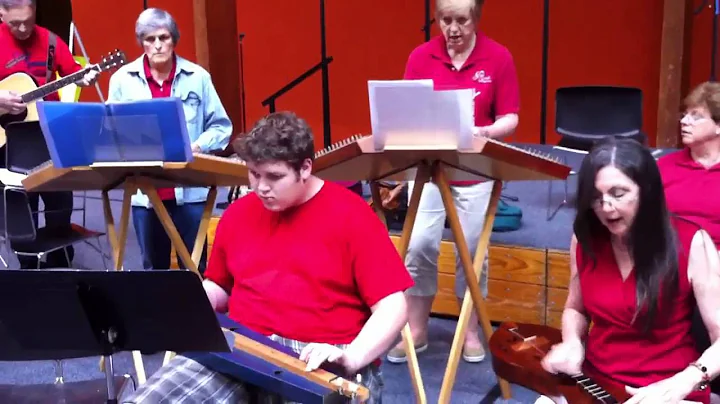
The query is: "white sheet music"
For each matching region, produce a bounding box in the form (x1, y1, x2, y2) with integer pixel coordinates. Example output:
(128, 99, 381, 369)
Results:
(368, 79, 474, 151)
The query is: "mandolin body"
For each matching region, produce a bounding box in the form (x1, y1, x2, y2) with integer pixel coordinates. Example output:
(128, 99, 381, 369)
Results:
(489, 322, 630, 404)
(0, 72, 40, 147)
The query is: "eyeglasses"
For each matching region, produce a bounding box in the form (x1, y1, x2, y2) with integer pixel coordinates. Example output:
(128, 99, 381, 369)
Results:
(679, 112, 710, 123)
(591, 193, 637, 209)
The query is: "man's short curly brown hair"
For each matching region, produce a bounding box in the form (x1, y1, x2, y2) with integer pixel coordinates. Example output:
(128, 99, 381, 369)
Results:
(233, 111, 315, 172)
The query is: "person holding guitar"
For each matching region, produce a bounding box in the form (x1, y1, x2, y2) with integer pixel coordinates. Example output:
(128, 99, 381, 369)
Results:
(0, 0, 98, 268)
(0, 0, 98, 118)
(539, 138, 720, 404)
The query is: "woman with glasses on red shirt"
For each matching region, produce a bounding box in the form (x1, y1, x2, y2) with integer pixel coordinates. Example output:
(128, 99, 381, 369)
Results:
(658, 81, 720, 251)
(539, 138, 720, 404)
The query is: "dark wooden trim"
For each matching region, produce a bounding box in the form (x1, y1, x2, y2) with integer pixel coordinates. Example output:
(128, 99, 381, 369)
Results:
(539, 0, 550, 144)
(193, 0, 242, 154)
(192, 0, 209, 70)
(656, 0, 690, 147)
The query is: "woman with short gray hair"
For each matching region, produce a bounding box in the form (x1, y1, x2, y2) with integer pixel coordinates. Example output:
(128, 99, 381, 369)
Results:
(134, 7, 180, 46)
(107, 8, 232, 275)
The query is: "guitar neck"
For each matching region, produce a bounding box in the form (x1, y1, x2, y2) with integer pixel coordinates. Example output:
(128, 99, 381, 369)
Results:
(21, 65, 98, 103)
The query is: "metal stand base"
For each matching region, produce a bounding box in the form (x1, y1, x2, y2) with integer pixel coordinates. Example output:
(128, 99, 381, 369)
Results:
(103, 355, 117, 404)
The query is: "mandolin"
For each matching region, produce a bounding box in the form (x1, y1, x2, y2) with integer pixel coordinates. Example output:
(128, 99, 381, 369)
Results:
(489, 322, 631, 404)
(0, 49, 127, 147)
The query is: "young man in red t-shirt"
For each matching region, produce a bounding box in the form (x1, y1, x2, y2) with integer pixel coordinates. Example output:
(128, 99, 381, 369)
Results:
(0, 0, 97, 269)
(123, 111, 413, 403)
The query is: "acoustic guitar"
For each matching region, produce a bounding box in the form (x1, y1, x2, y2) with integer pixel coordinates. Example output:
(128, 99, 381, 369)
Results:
(489, 322, 631, 403)
(0, 49, 127, 147)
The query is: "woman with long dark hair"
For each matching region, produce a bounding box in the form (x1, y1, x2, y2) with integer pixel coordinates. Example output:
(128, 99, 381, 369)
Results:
(539, 138, 720, 404)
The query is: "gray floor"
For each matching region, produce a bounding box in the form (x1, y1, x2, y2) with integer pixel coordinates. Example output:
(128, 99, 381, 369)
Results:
(0, 144, 618, 403)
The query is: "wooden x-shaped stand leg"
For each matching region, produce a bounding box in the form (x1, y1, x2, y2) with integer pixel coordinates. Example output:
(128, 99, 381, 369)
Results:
(369, 164, 432, 404)
(371, 160, 512, 403)
(98, 177, 218, 385)
(432, 164, 512, 402)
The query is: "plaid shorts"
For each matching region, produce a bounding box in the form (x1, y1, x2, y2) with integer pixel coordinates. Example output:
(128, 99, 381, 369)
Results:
(121, 334, 383, 404)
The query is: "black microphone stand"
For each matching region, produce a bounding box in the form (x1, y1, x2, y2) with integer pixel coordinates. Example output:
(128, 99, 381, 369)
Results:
(239, 33, 247, 133)
(712, 0, 718, 81)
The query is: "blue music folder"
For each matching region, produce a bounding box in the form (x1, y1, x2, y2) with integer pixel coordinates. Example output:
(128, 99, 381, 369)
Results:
(36, 98, 194, 168)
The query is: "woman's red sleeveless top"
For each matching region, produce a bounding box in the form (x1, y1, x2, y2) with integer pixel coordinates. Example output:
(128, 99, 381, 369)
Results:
(576, 216, 709, 404)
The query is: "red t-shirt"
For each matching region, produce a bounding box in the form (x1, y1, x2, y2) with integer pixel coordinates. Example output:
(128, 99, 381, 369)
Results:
(143, 55, 177, 200)
(577, 216, 709, 404)
(403, 33, 520, 186)
(658, 148, 720, 248)
(204, 181, 414, 344)
(0, 23, 82, 101)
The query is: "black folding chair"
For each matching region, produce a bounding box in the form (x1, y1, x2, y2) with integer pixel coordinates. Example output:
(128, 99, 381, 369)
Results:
(2, 121, 110, 267)
(0, 186, 107, 270)
(547, 86, 647, 221)
(555, 85, 647, 150)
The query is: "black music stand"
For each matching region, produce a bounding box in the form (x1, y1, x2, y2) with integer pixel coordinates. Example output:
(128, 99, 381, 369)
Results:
(0, 269, 230, 404)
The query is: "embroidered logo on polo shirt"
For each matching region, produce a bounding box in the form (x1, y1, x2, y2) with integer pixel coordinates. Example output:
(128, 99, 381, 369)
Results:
(5, 54, 26, 69)
(472, 70, 492, 84)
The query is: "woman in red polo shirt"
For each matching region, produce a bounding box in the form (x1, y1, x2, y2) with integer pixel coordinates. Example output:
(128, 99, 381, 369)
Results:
(539, 138, 720, 404)
(658, 81, 720, 397)
(385, 0, 520, 364)
(658, 81, 720, 250)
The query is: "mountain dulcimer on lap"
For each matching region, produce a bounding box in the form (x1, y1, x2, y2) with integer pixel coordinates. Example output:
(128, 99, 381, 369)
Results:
(313, 134, 571, 182)
(490, 322, 630, 404)
(193, 315, 370, 404)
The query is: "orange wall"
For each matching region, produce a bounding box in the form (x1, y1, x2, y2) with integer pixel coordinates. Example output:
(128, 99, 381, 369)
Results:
(69, 0, 195, 103)
(67, 1, 710, 148)
(236, 0, 544, 147)
(235, 1, 665, 147)
(545, 0, 663, 146)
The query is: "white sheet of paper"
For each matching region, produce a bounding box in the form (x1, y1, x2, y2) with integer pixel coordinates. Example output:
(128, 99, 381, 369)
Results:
(368, 80, 474, 151)
(0, 169, 27, 187)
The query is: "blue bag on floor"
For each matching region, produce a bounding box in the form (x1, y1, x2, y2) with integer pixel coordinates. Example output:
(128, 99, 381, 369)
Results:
(492, 200, 522, 232)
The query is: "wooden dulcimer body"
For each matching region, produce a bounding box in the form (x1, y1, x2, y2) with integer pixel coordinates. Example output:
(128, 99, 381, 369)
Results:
(489, 322, 630, 404)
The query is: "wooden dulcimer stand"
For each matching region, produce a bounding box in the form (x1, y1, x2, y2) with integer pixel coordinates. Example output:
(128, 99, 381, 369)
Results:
(21, 153, 249, 384)
(314, 135, 571, 403)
